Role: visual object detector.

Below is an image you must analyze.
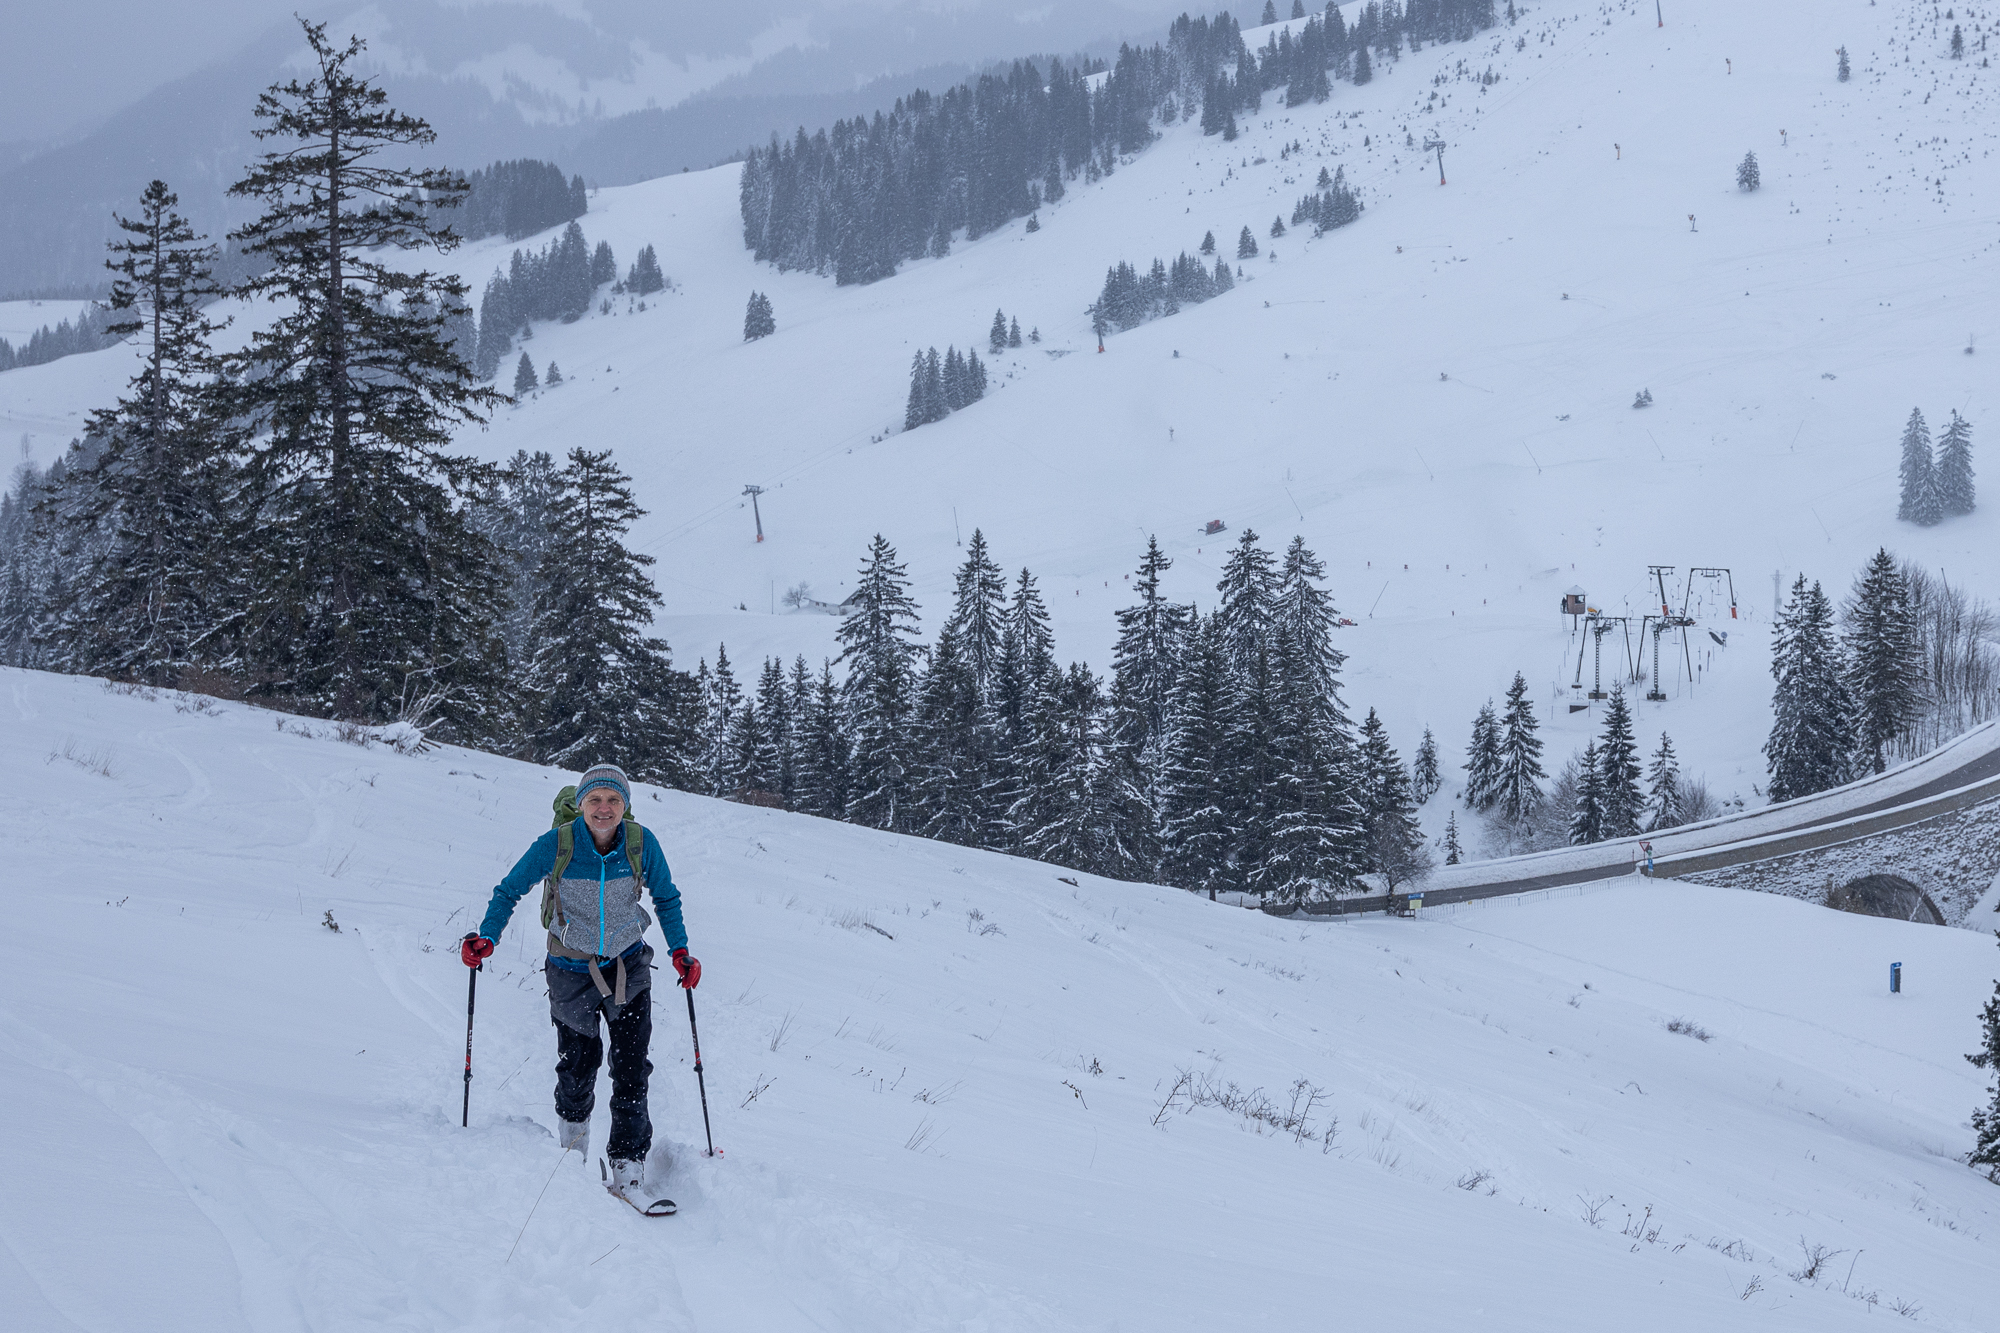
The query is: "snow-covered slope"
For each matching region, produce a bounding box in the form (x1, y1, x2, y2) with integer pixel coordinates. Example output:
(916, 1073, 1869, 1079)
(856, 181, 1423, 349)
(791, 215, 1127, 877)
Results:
(5, 0, 1998, 851)
(3, 666, 1996, 1330)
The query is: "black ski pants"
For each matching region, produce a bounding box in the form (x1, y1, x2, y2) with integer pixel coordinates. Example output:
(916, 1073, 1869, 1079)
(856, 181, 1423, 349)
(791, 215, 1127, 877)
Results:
(552, 981, 654, 1162)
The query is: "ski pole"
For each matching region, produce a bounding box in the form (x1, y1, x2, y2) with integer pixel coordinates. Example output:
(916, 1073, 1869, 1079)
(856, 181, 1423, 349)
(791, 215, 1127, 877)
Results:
(685, 987, 716, 1156)
(462, 961, 480, 1128)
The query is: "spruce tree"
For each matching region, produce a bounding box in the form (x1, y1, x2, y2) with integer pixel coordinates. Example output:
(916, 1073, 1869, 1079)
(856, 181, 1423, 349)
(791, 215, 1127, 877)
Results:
(1464, 700, 1502, 810)
(545, 362, 563, 386)
(1899, 408, 1940, 524)
(512, 452, 700, 784)
(1644, 732, 1683, 830)
(1200, 229, 1216, 254)
(1837, 46, 1851, 81)
(1952, 24, 1965, 58)
(514, 352, 538, 395)
(590, 239, 616, 288)
(698, 645, 744, 797)
(749, 655, 794, 803)
(989, 308, 1009, 354)
(1765, 576, 1853, 801)
(1353, 44, 1373, 84)
(1412, 726, 1440, 803)
(904, 351, 928, 431)
(837, 535, 923, 830)
(1237, 225, 1260, 259)
(913, 623, 992, 846)
(226, 19, 506, 729)
(1936, 410, 1975, 516)
(1357, 708, 1421, 881)
(1736, 151, 1760, 192)
(1159, 612, 1237, 894)
(743, 291, 775, 340)
(1843, 548, 1924, 774)
(1015, 662, 1126, 875)
(944, 529, 1008, 695)
(1597, 686, 1644, 837)
(1496, 672, 1546, 822)
(59, 179, 237, 685)
(1443, 810, 1462, 864)
(791, 660, 851, 818)
(629, 244, 665, 295)
(1967, 935, 2000, 1182)
(1568, 741, 1604, 845)
(1008, 316, 1022, 348)
(1110, 535, 1192, 777)
(1215, 527, 1277, 675)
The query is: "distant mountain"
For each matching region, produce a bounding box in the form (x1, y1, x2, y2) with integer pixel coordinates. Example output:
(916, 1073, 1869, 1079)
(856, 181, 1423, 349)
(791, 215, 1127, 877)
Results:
(0, 0, 1191, 296)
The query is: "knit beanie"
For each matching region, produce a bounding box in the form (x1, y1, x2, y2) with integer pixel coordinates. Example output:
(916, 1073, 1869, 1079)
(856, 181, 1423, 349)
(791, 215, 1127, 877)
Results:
(575, 763, 631, 808)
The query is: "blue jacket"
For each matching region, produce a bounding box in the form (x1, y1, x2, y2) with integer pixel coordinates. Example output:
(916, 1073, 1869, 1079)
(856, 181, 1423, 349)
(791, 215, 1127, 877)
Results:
(479, 818, 688, 967)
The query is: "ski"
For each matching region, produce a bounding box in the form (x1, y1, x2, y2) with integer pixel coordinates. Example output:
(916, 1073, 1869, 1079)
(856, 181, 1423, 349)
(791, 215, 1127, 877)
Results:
(600, 1158, 676, 1216)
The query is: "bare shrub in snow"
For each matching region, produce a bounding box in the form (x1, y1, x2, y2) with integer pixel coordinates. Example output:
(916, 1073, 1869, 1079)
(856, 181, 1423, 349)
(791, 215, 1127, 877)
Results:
(1665, 1017, 1713, 1042)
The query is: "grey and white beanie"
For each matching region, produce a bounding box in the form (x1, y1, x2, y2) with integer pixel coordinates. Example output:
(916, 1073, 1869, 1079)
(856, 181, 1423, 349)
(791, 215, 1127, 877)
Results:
(575, 763, 631, 806)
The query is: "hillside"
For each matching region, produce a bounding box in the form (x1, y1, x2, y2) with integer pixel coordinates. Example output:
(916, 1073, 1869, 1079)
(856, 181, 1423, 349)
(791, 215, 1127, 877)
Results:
(3, 664, 1996, 1329)
(8, 0, 1996, 854)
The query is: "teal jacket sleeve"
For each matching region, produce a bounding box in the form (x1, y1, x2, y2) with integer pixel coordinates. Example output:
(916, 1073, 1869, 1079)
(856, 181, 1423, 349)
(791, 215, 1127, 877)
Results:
(641, 828, 688, 953)
(478, 830, 561, 943)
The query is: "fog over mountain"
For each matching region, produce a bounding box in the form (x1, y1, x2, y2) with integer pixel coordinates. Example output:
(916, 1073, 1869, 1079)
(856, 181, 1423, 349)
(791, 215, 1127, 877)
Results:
(0, 0, 1196, 296)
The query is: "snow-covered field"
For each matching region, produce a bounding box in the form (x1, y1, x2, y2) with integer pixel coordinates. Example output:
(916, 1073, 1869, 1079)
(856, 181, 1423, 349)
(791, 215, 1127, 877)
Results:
(4, 667, 1997, 1329)
(7, 0, 1995, 857)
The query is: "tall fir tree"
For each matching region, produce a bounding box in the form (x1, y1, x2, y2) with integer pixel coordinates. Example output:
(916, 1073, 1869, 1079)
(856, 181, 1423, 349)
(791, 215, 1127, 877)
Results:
(1159, 612, 1238, 895)
(697, 645, 744, 797)
(1644, 732, 1683, 830)
(1109, 535, 1191, 788)
(743, 291, 776, 340)
(944, 528, 1008, 695)
(1842, 547, 1925, 774)
(1464, 700, 1502, 810)
(1765, 575, 1853, 802)
(1496, 672, 1546, 822)
(226, 19, 506, 730)
(58, 180, 237, 685)
(748, 655, 794, 801)
(1412, 726, 1441, 803)
(791, 660, 851, 819)
(912, 622, 993, 846)
(837, 535, 923, 830)
(1899, 408, 1942, 525)
(1935, 410, 1975, 516)
(1214, 527, 1278, 676)
(1597, 686, 1644, 837)
(521, 448, 693, 786)
(1568, 741, 1605, 845)
(1442, 809, 1462, 865)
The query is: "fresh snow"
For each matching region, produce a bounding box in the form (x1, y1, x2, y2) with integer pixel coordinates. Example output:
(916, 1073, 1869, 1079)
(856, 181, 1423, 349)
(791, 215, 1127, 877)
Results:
(3, 666, 1997, 1330)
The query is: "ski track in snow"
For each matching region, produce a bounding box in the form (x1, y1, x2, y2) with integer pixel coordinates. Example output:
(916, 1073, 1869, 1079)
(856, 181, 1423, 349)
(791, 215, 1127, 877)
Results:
(2, 668, 1997, 1329)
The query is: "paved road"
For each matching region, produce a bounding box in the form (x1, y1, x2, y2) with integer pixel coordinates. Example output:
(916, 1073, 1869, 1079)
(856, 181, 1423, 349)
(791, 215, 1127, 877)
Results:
(1274, 724, 2000, 919)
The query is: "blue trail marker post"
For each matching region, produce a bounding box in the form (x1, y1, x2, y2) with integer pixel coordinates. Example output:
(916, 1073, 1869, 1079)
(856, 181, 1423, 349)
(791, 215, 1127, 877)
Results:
(1890, 962, 1902, 994)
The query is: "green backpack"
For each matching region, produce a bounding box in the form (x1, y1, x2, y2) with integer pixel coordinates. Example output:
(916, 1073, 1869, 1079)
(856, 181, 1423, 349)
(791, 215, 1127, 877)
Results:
(539, 784, 647, 931)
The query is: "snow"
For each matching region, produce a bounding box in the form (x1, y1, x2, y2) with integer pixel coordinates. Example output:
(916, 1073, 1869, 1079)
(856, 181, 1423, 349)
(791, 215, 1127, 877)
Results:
(4, 665, 1997, 1328)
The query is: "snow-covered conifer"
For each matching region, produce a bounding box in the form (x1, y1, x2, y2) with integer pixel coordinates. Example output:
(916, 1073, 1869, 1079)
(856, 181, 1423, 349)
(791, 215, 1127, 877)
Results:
(1464, 701, 1502, 810)
(1496, 672, 1545, 822)
(1443, 810, 1462, 864)
(743, 291, 775, 340)
(1644, 732, 1683, 830)
(1568, 741, 1604, 846)
(1837, 46, 1850, 81)
(1597, 686, 1643, 837)
(1899, 408, 1939, 523)
(1765, 576, 1853, 801)
(1237, 225, 1260, 259)
(989, 309, 1009, 354)
(1969, 937, 2000, 1181)
(1412, 727, 1441, 803)
(1842, 548, 1924, 774)
(837, 535, 924, 831)
(945, 529, 1008, 695)
(1936, 410, 1975, 516)
(1736, 151, 1761, 192)
(1160, 613, 1237, 894)
(514, 352, 538, 395)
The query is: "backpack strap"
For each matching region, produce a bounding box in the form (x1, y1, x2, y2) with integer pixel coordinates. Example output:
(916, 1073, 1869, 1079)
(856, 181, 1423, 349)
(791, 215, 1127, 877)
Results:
(540, 819, 576, 931)
(623, 818, 645, 892)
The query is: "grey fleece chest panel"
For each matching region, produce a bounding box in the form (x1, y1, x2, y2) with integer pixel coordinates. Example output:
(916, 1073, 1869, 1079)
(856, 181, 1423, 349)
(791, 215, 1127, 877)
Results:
(549, 852, 652, 959)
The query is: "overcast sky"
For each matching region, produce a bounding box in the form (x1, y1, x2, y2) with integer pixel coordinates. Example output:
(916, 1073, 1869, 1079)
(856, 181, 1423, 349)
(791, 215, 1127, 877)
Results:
(4, 0, 1205, 148)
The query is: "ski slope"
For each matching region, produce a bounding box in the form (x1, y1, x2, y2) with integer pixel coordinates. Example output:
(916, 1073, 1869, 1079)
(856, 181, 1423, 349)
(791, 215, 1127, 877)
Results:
(6, 0, 1996, 850)
(3, 667, 1996, 1330)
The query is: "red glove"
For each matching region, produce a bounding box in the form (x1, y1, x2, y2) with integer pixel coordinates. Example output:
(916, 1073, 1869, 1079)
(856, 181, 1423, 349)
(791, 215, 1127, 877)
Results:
(671, 948, 701, 990)
(461, 934, 495, 968)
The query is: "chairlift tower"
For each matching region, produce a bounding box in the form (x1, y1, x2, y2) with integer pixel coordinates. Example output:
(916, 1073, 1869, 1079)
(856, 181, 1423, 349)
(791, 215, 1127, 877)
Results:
(1423, 135, 1448, 185)
(1570, 613, 1634, 701)
(742, 484, 766, 542)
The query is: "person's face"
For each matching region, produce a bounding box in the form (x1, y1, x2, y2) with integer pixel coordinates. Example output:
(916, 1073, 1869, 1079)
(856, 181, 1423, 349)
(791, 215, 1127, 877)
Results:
(582, 787, 626, 838)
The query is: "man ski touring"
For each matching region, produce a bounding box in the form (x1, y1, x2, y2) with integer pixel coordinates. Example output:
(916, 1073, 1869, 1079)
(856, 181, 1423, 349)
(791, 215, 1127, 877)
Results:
(461, 764, 699, 1209)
